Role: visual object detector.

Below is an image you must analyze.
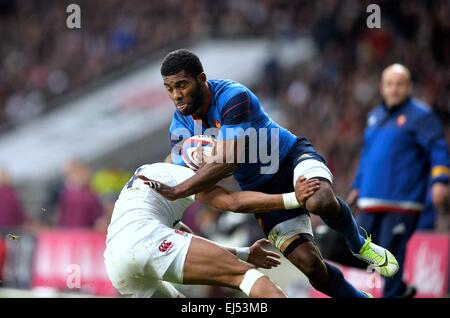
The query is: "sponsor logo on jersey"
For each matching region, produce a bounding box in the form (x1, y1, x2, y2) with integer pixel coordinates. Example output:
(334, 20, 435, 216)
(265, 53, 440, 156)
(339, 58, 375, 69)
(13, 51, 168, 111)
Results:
(158, 240, 174, 253)
(213, 119, 222, 129)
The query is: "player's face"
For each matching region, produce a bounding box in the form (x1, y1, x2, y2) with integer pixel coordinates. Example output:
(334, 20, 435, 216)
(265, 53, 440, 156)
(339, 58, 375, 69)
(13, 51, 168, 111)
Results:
(163, 71, 203, 115)
(381, 71, 412, 107)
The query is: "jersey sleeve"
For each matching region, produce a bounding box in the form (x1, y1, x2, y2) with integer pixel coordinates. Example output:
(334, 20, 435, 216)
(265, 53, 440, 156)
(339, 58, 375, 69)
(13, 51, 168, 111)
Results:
(218, 88, 251, 140)
(415, 112, 450, 184)
(169, 111, 193, 166)
(169, 165, 196, 203)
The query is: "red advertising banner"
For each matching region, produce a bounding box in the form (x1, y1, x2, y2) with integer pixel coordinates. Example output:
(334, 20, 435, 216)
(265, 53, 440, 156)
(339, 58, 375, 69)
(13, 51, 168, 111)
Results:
(403, 232, 450, 298)
(31, 230, 117, 296)
(0, 236, 5, 282)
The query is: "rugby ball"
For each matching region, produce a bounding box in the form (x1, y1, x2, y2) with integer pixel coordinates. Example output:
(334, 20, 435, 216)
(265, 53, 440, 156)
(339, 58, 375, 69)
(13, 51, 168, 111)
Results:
(181, 135, 216, 171)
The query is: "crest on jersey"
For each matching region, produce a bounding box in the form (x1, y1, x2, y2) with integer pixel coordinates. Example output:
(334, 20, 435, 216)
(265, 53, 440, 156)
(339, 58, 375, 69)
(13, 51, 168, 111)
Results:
(158, 240, 174, 254)
(397, 115, 407, 126)
(213, 119, 222, 129)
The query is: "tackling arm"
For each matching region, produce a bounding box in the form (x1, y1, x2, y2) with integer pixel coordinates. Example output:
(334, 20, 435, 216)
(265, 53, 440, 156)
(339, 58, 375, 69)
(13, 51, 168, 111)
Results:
(196, 177, 319, 213)
(196, 185, 284, 213)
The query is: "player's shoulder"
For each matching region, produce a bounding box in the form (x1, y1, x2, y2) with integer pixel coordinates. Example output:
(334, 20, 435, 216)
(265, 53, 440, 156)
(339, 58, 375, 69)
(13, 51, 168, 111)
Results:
(138, 162, 193, 178)
(367, 103, 385, 120)
(137, 162, 167, 174)
(404, 98, 442, 126)
(209, 79, 249, 101)
(407, 98, 432, 116)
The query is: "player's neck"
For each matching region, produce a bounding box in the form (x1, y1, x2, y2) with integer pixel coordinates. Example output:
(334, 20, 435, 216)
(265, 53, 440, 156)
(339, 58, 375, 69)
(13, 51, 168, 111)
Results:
(192, 82, 212, 119)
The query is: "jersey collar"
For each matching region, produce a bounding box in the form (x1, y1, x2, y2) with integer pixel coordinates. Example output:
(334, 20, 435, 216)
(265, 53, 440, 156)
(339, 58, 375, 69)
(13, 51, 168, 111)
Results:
(382, 96, 411, 113)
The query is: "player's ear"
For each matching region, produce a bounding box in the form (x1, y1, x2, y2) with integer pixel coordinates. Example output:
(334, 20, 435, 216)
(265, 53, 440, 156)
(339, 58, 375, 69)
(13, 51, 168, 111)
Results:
(197, 72, 207, 83)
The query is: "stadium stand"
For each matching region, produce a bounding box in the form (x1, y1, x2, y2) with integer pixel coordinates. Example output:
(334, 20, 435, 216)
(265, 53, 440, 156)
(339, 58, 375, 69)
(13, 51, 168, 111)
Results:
(0, 0, 448, 297)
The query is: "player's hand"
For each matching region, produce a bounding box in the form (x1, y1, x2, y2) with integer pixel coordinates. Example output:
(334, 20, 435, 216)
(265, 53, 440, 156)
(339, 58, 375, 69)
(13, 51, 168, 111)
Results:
(137, 175, 179, 201)
(193, 140, 216, 170)
(247, 239, 281, 269)
(295, 176, 320, 206)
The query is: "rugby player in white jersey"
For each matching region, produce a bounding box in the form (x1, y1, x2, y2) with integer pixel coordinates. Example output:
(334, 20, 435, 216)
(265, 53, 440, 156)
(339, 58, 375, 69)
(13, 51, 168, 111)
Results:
(104, 162, 319, 298)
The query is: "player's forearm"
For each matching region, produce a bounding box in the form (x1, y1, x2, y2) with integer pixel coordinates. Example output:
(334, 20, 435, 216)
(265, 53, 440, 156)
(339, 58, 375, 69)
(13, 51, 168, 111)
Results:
(197, 185, 300, 213)
(174, 162, 236, 198)
(228, 191, 285, 213)
(224, 246, 250, 261)
(213, 243, 250, 261)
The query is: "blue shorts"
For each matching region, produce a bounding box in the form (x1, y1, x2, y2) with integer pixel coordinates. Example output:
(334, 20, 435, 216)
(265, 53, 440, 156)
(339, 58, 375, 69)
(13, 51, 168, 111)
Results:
(254, 137, 326, 236)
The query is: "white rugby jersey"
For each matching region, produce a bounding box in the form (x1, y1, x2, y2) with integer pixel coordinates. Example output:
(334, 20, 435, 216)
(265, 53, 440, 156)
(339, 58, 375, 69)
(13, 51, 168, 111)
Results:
(106, 163, 195, 244)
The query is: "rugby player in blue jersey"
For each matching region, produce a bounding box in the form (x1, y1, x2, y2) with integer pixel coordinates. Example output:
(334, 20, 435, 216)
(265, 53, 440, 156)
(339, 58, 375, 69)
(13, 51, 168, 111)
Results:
(153, 49, 399, 298)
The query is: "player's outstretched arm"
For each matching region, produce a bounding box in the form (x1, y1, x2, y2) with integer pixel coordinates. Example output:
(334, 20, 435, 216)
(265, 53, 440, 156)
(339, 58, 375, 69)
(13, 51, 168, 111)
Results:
(138, 174, 320, 212)
(196, 178, 320, 213)
(196, 186, 283, 213)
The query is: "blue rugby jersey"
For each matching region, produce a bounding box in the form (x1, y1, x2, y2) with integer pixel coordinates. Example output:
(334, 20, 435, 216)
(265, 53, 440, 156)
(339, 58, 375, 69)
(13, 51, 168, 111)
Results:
(169, 79, 298, 190)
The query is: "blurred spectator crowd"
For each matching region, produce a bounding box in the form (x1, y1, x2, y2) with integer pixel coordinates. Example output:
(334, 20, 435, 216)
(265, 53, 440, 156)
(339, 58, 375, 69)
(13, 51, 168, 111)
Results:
(1, 0, 449, 234)
(2, 0, 447, 131)
(0, 160, 131, 234)
(251, 0, 450, 198)
(0, 0, 449, 297)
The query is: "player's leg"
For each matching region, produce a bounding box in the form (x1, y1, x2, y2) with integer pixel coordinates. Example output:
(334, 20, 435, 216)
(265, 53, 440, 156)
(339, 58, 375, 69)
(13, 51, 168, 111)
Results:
(181, 236, 286, 298)
(269, 216, 370, 298)
(288, 139, 364, 254)
(294, 159, 365, 254)
(377, 213, 419, 298)
(293, 159, 398, 277)
(152, 280, 186, 298)
(104, 243, 161, 298)
(285, 240, 370, 299)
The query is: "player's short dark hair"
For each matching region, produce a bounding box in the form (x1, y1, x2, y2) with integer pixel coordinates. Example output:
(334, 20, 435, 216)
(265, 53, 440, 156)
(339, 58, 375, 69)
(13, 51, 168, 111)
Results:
(160, 49, 204, 78)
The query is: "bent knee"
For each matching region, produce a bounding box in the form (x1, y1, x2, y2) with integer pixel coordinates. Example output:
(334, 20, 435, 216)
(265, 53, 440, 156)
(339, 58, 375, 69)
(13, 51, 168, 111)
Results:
(287, 244, 327, 279)
(305, 182, 339, 215)
(301, 254, 327, 280)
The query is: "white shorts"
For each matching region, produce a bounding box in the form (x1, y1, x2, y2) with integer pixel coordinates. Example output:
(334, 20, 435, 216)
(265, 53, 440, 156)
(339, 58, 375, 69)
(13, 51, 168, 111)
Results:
(268, 214, 313, 250)
(293, 158, 333, 185)
(104, 221, 193, 297)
